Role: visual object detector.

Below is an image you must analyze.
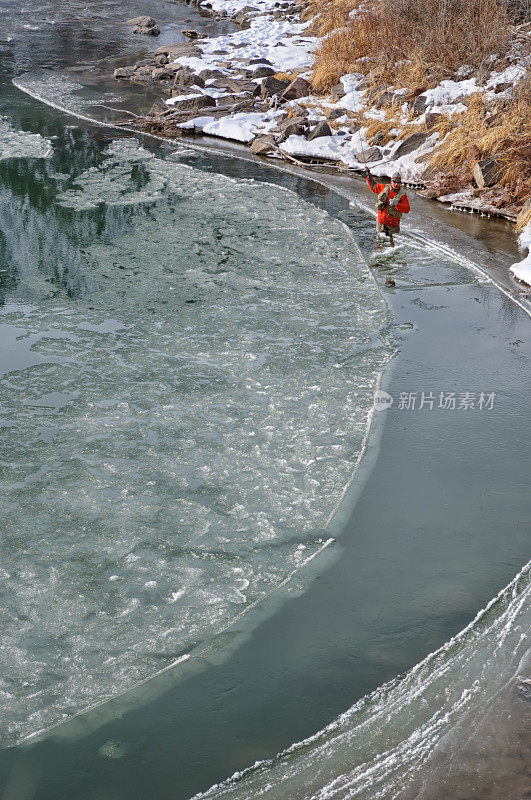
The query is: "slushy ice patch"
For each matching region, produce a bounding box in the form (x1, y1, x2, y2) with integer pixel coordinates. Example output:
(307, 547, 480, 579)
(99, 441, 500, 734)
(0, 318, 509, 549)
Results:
(12, 72, 112, 125)
(0, 140, 391, 742)
(56, 140, 167, 209)
(0, 116, 52, 161)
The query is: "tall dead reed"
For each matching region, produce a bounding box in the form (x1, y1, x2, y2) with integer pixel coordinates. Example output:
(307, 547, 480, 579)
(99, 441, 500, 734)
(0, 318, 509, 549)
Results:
(311, 0, 511, 92)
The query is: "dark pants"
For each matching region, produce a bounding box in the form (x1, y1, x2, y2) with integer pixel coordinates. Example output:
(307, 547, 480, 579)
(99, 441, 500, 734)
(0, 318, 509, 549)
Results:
(376, 222, 399, 236)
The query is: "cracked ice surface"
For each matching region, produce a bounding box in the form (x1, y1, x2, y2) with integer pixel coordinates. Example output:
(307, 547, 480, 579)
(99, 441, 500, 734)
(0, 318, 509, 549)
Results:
(0, 140, 391, 742)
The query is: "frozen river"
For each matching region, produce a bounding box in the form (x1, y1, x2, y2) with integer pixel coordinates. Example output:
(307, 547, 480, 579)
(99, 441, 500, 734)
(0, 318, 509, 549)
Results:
(0, 2, 529, 797)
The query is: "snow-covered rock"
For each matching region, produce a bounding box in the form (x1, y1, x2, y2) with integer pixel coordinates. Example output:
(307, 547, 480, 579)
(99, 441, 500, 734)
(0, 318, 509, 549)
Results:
(510, 224, 531, 286)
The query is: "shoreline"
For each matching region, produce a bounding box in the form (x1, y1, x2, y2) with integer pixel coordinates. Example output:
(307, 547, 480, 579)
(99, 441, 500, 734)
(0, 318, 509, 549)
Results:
(2, 6, 530, 798)
(110, 4, 529, 217)
(108, 1, 531, 283)
(0, 146, 529, 795)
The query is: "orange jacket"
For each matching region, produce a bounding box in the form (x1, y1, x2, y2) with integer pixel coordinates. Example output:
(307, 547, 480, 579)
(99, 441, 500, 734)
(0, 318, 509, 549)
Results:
(366, 176, 410, 228)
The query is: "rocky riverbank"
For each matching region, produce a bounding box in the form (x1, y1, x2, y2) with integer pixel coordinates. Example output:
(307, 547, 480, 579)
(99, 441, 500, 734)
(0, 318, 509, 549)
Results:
(110, 0, 531, 282)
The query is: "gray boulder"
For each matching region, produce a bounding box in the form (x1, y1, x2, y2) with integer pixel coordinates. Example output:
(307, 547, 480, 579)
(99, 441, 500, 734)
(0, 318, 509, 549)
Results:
(249, 57, 273, 66)
(366, 86, 381, 103)
(224, 78, 257, 93)
(231, 6, 257, 26)
(173, 70, 205, 88)
(131, 65, 155, 83)
(252, 66, 276, 78)
(281, 76, 312, 101)
(328, 108, 346, 122)
(182, 29, 203, 39)
(113, 67, 135, 79)
(392, 131, 430, 159)
(127, 16, 156, 26)
(134, 24, 160, 36)
(249, 135, 277, 155)
(169, 95, 214, 112)
(425, 112, 443, 129)
(409, 94, 427, 116)
(357, 76, 372, 91)
(287, 103, 307, 117)
(154, 42, 202, 58)
(198, 68, 226, 81)
(307, 120, 332, 140)
(330, 83, 346, 100)
(374, 91, 394, 108)
(355, 146, 381, 163)
(152, 67, 176, 81)
(278, 115, 308, 131)
(473, 157, 502, 188)
(261, 76, 290, 99)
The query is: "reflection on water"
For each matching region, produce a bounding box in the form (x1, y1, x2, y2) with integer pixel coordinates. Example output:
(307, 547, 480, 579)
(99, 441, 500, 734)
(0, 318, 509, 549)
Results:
(2, 0, 235, 74)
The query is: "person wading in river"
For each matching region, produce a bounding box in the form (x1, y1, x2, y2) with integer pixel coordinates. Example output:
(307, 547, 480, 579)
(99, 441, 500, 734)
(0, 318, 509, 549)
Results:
(365, 168, 410, 245)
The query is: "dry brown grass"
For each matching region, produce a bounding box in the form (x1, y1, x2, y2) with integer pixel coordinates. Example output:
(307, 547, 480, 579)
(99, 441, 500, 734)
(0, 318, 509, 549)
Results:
(303, 0, 365, 35)
(307, 0, 529, 209)
(363, 113, 398, 141)
(517, 206, 531, 231)
(311, 0, 511, 93)
(430, 90, 531, 195)
(274, 71, 297, 81)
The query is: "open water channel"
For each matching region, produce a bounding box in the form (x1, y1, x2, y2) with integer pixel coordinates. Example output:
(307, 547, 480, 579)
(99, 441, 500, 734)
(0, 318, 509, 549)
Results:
(0, 2, 529, 798)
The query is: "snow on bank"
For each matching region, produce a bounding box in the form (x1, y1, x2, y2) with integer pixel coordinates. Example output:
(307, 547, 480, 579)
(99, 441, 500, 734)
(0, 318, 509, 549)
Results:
(280, 121, 440, 182)
(510, 224, 531, 286)
(202, 111, 280, 142)
(160, 0, 528, 198)
(176, 13, 318, 76)
(202, 0, 281, 14)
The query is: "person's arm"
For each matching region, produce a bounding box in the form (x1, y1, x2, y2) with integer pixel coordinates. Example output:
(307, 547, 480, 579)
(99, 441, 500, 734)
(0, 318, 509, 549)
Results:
(365, 168, 384, 194)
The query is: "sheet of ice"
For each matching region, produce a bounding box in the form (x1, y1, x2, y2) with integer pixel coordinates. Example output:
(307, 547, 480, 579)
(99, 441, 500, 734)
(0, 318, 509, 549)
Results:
(510, 223, 531, 286)
(55, 140, 166, 209)
(0, 138, 391, 743)
(0, 116, 52, 161)
(436, 190, 513, 218)
(192, 563, 531, 800)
